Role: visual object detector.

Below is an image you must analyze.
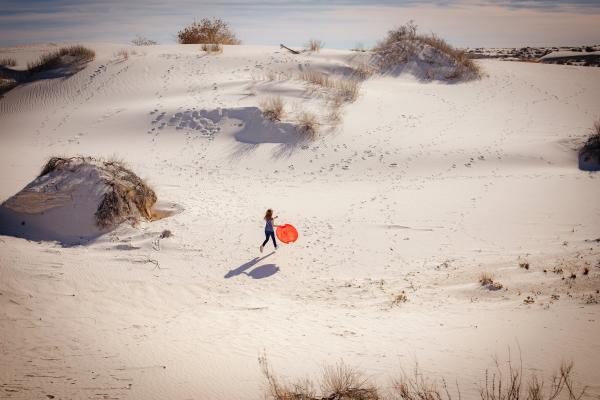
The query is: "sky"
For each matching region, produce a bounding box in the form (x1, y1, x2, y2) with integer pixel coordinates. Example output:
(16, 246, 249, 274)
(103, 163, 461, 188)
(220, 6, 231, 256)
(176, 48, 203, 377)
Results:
(1, 0, 599, 49)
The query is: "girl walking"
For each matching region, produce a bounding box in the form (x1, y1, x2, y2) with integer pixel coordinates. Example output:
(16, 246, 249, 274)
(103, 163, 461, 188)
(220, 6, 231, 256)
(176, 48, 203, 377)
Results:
(260, 209, 278, 252)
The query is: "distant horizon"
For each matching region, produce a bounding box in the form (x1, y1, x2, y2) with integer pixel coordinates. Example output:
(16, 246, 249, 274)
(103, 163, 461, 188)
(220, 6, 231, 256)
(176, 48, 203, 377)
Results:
(1, 0, 600, 49)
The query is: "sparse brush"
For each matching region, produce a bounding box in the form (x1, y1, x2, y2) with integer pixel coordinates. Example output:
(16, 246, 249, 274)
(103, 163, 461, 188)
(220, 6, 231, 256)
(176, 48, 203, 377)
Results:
(261, 97, 285, 122)
(28, 45, 95, 74)
(39, 156, 156, 229)
(178, 18, 240, 45)
(201, 43, 222, 54)
(260, 354, 378, 400)
(350, 63, 375, 80)
(115, 49, 129, 60)
(299, 69, 331, 87)
(392, 363, 457, 400)
(260, 353, 587, 400)
(308, 39, 324, 52)
(481, 357, 586, 400)
(334, 77, 360, 102)
(131, 35, 157, 46)
(479, 272, 494, 286)
(374, 21, 481, 80)
(0, 57, 17, 67)
(519, 261, 530, 270)
(297, 111, 318, 140)
(321, 362, 378, 400)
(298, 70, 361, 103)
(392, 291, 408, 306)
(580, 118, 600, 162)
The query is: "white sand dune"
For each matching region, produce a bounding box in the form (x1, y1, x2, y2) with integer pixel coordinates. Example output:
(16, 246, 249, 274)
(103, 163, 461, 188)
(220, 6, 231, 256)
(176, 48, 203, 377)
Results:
(0, 43, 599, 399)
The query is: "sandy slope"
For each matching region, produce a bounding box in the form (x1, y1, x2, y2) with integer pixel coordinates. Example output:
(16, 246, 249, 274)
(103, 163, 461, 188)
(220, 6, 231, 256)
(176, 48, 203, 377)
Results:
(0, 43, 599, 399)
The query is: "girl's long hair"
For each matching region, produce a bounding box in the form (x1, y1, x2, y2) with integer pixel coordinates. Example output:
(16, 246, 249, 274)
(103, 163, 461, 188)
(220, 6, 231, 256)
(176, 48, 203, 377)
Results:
(264, 209, 273, 220)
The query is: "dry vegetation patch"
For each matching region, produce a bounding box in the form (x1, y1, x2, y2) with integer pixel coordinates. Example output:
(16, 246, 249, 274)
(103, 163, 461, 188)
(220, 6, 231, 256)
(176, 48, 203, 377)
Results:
(260, 96, 285, 122)
(579, 118, 600, 170)
(178, 18, 240, 45)
(131, 35, 157, 46)
(40, 156, 156, 229)
(307, 39, 324, 52)
(201, 43, 223, 54)
(297, 111, 319, 140)
(374, 21, 481, 81)
(260, 354, 586, 400)
(28, 45, 95, 74)
(479, 272, 503, 291)
(0, 57, 17, 67)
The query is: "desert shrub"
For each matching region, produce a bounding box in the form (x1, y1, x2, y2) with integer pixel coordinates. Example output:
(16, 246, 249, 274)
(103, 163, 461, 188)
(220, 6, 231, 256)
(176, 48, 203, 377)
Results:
(0, 57, 17, 67)
(131, 35, 157, 46)
(580, 119, 600, 160)
(39, 156, 156, 228)
(115, 49, 129, 60)
(298, 70, 361, 103)
(392, 291, 408, 305)
(308, 39, 324, 52)
(260, 96, 285, 122)
(260, 354, 378, 400)
(334, 77, 360, 102)
(374, 21, 481, 80)
(201, 43, 222, 53)
(28, 45, 95, 74)
(479, 272, 494, 286)
(297, 111, 318, 140)
(178, 18, 240, 45)
(299, 69, 330, 87)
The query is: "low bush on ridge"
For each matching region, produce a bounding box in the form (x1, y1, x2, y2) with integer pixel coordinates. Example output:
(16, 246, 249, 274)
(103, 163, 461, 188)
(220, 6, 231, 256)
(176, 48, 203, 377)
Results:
(27, 45, 95, 74)
(374, 21, 481, 80)
(178, 18, 240, 45)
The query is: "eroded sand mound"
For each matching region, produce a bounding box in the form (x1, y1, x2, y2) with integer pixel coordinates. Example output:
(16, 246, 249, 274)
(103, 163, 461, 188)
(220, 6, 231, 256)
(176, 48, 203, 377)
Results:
(0, 156, 156, 244)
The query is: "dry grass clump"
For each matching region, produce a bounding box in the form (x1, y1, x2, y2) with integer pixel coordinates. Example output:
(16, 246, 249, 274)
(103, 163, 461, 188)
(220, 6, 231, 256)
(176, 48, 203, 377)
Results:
(261, 354, 586, 400)
(334, 77, 360, 102)
(308, 39, 324, 52)
(0, 57, 17, 67)
(374, 21, 481, 80)
(115, 49, 129, 60)
(299, 69, 331, 87)
(39, 156, 156, 229)
(579, 119, 600, 161)
(481, 358, 586, 400)
(260, 96, 285, 122)
(201, 43, 223, 54)
(178, 18, 240, 45)
(131, 35, 157, 46)
(392, 291, 408, 306)
(479, 272, 503, 290)
(28, 45, 95, 74)
(297, 111, 319, 140)
(519, 261, 530, 270)
(260, 355, 378, 400)
(298, 70, 361, 103)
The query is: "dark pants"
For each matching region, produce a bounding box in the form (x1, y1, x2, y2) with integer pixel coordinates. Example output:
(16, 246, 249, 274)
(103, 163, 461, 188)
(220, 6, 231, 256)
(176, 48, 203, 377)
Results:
(262, 230, 277, 247)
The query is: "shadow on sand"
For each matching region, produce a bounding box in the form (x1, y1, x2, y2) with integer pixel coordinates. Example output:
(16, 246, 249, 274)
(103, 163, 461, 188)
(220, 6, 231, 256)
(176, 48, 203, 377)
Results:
(224, 252, 278, 279)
